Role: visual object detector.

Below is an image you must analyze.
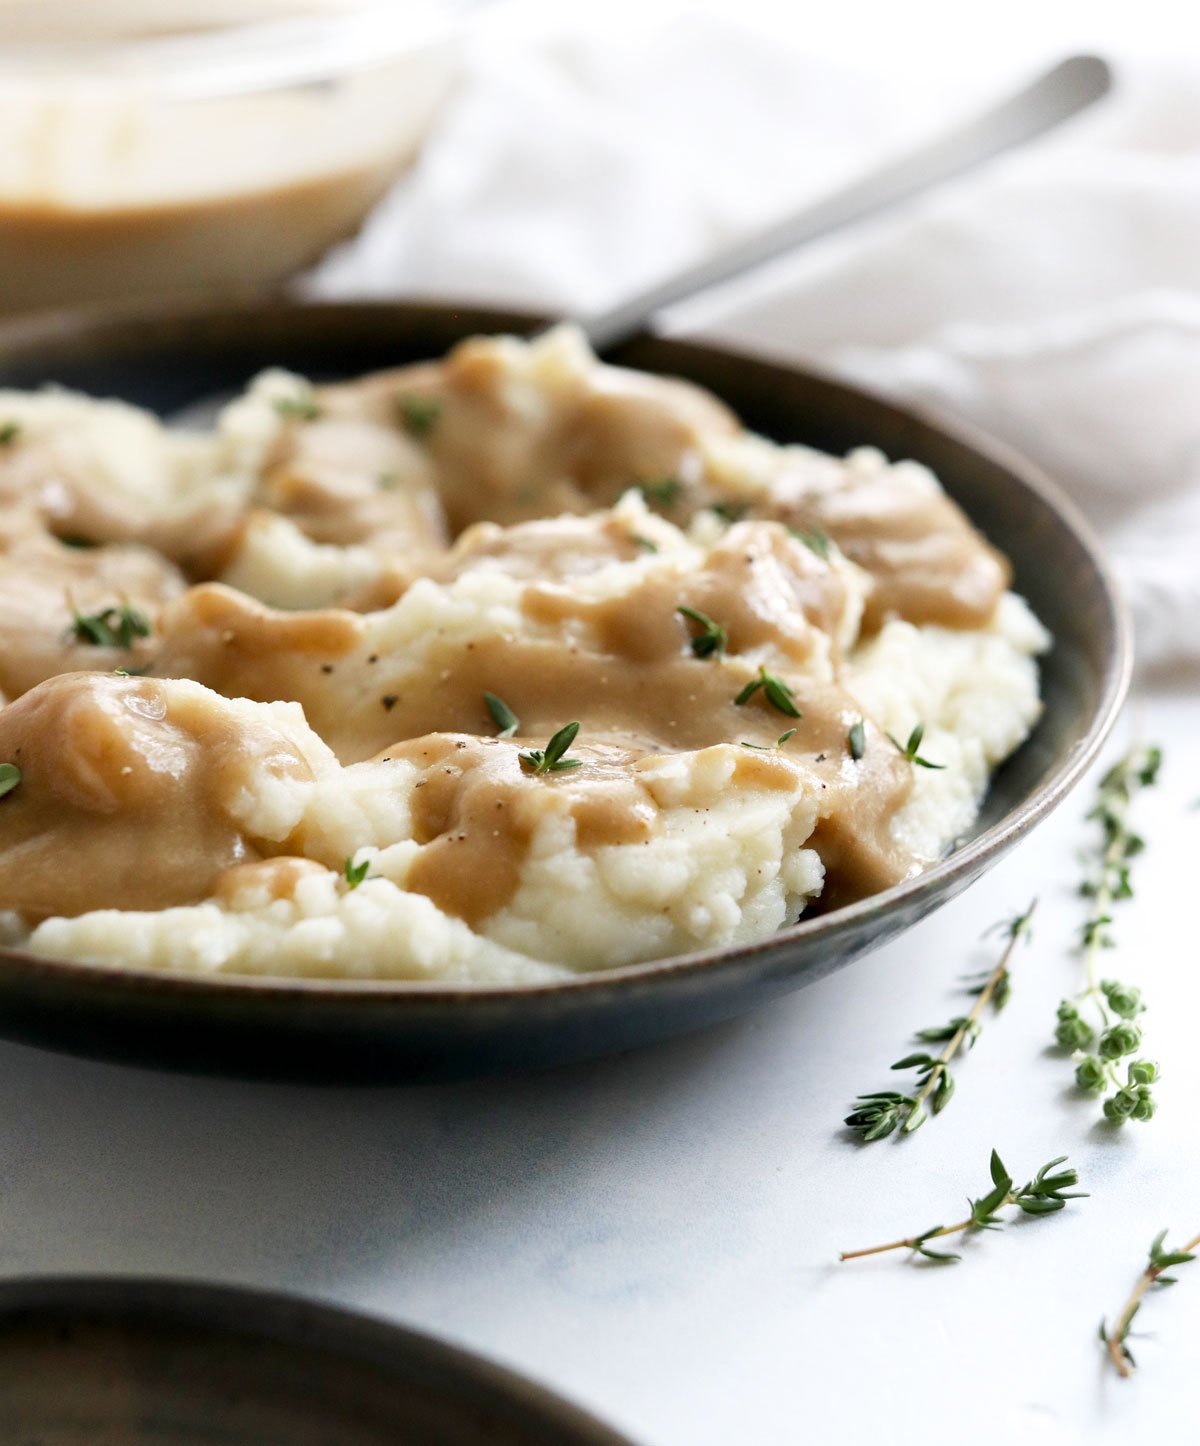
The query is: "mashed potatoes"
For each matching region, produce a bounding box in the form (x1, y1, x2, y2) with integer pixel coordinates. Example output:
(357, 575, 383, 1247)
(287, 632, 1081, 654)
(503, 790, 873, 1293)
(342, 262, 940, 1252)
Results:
(0, 327, 1047, 982)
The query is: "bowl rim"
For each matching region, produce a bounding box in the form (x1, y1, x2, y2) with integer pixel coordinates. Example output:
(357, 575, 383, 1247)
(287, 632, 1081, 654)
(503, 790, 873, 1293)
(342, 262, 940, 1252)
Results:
(0, 297, 1132, 1006)
(0, 1273, 635, 1444)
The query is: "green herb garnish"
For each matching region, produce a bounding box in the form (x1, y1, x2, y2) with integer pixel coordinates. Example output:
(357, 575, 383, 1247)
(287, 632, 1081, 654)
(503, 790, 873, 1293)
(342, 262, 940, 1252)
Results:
(519, 722, 582, 775)
(630, 534, 659, 553)
(68, 602, 152, 650)
(710, 501, 748, 524)
(733, 667, 801, 718)
(398, 395, 441, 439)
(790, 527, 830, 559)
(0, 421, 21, 446)
(273, 395, 320, 422)
(848, 717, 866, 761)
(344, 857, 371, 890)
(0, 763, 20, 800)
(840, 1148, 1085, 1264)
(58, 535, 98, 550)
(636, 477, 682, 509)
(844, 902, 1035, 1141)
(677, 605, 728, 660)
(739, 729, 796, 752)
(889, 722, 944, 770)
(484, 692, 520, 739)
(1102, 1227, 1200, 1377)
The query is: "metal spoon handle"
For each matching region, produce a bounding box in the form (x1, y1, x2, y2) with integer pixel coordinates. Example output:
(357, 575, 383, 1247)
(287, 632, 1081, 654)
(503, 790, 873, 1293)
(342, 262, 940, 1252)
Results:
(579, 54, 1111, 354)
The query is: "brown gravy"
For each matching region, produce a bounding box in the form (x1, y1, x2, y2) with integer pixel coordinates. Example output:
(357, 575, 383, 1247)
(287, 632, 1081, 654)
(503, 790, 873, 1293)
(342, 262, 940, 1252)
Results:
(0, 330, 1010, 936)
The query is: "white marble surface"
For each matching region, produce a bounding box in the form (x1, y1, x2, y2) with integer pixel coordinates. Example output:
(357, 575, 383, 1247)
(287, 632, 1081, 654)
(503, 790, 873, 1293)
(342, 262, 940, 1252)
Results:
(1, 682, 1195, 1445)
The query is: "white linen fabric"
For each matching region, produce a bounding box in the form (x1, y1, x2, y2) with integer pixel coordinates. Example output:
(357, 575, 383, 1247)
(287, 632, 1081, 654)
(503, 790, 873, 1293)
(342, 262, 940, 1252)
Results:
(309, 10, 1200, 672)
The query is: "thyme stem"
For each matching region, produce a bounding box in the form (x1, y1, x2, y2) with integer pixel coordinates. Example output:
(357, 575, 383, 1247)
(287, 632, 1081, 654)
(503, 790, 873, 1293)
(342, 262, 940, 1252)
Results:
(905, 900, 1037, 1123)
(1103, 1228, 1200, 1377)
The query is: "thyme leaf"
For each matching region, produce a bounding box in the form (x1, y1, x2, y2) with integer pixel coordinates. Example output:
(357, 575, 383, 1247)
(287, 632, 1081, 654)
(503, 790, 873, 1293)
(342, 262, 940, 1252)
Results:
(733, 667, 801, 718)
(0, 421, 20, 445)
(677, 605, 727, 660)
(484, 691, 520, 739)
(848, 717, 866, 761)
(519, 722, 583, 775)
(789, 527, 831, 559)
(68, 602, 152, 650)
(888, 722, 944, 770)
(0, 762, 20, 800)
(635, 476, 682, 509)
(398, 394, 441, 439)
(273, 394, 319, 421)
(344, 857, 371, 889)
(739, 729, 796, 752)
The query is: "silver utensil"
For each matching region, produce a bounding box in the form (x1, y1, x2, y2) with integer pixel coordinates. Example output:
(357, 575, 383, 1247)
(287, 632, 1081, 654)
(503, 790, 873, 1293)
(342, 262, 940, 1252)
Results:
(580, 54, 1112, 352)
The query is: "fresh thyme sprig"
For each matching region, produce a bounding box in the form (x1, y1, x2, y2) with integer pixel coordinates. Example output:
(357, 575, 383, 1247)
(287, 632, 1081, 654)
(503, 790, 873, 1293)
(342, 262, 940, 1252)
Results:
(0, 763, 20, 800)
(839, 1149, 1085, 1264)
(483, 691, 520, 738)
(740, 730, 796, 752)
(1055, 745, 1162, 1123)
(519, 722, 582, 775)
(888, 722, 944, 770)
(67, 601, 152, 650)
(398, 394, 441, 439)
(677, 606, 727, 660)
(734, 667, 801, 718)
(1101, 1228, 1200, 1377)
(844, 903, 1036, 1141)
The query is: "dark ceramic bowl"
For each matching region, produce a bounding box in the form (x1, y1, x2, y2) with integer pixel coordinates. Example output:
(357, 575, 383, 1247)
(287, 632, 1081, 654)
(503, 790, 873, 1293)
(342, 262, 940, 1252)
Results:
(0, 299, 1129, 1082)
(0, 1275, 632, 1445)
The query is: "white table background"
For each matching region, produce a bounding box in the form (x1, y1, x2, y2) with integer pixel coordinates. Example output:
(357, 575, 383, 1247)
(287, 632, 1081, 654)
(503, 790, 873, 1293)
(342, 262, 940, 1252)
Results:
(1, 685, 1195, 1445)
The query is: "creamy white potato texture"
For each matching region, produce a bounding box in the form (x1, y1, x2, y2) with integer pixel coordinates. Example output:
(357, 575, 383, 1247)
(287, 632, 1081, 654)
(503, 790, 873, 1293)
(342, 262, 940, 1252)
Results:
(0, 327, 1047, 982)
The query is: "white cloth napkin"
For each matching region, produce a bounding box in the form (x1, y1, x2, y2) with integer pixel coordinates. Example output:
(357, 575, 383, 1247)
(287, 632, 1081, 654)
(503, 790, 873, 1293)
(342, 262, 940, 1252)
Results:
(310, 10, 1200, 674)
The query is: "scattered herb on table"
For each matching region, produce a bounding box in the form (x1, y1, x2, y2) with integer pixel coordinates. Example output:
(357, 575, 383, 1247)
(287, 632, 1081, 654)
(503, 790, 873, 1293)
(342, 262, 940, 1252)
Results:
(0, 763, 20, 800)
(484, 692, 520, 739)
(844, 902, 1036, 1141)
(677, 605, 728, 660)
(1101, 1227, 1200, 1377)
(519, 722, 582, 775)
(1054, 744, 1162, 1123)
(839, 1149, 1085, 1264)
(734, 667, 801, 718)
(888, 721, 944, 770)
(67, 602, 152, 650)
(398, 394, 441, 439)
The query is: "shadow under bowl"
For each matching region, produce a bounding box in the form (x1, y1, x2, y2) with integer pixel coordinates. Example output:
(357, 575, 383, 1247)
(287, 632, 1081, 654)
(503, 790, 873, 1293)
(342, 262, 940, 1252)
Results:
(0, 298, 1130, 1083)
